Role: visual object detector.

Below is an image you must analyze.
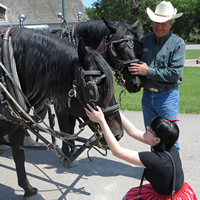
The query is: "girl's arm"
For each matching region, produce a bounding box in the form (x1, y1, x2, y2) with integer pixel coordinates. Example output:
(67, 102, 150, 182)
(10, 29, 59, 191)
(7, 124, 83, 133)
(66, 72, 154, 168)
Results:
(120, 112, 150, 145)
(84, 104, 146, 168)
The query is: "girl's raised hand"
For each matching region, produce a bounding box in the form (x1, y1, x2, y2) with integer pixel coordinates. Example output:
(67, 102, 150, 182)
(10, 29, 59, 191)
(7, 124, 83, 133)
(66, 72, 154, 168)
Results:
(84, 104, 105, 124)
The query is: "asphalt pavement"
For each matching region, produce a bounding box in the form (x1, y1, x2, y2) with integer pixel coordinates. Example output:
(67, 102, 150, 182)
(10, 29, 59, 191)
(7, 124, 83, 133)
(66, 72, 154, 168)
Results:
(185, 44, 200, 66)
(185, 44, 200, 50)
(0, 109, 199, 200)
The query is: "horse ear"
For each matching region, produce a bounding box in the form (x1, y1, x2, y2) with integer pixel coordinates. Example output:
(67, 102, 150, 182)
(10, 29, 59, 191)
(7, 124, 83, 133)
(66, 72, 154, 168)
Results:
(96, 36, 107, 55)
(102, 16, 118, 34)
(131, 19, 140, 30)
(78, 37, 90, 64)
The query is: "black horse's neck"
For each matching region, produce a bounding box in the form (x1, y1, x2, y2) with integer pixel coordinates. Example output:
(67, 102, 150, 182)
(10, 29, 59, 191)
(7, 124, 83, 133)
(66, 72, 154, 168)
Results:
(11, 28, 80, 110)
(10, 27, 115, 113)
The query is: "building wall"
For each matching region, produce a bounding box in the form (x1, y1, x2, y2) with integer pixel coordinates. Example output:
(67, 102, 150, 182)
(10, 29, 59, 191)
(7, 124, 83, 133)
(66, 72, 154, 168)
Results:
(0, 0, 89, 31)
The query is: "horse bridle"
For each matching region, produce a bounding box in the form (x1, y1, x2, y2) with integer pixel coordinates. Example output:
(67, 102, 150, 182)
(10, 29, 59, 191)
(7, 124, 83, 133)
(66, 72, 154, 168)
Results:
(68, 69, 120, 147)
(106, 32, 140, 86)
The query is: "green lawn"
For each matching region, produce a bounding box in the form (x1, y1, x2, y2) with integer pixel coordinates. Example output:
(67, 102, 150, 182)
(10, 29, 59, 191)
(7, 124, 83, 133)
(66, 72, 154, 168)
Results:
(186, 50, 200, 59)
(114, 67, 200, 114)
(179, 67, 200, 113)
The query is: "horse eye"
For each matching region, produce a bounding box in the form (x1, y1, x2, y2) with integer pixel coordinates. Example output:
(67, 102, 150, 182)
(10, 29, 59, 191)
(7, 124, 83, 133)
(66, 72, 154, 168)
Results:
(127, 40, 134, 49)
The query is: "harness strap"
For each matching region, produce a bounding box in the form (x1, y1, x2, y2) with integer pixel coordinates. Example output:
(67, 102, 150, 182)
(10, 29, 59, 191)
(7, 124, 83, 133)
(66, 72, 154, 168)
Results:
(79, 118, 91, 129)
(117, 59, 140, 69)
(102, 103, 120, 115)
(0, 62, 29, 112)
(2, 27, 17, 102)
(0, 82, 55, 137)
(82, 70, 102, 76)
(8, 36, 28, 111)
(108, 35, 134, 44)
(0, 140, 47, 150)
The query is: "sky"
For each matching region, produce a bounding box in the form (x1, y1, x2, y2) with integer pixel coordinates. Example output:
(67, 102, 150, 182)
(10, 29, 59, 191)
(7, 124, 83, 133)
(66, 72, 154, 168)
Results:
(81, 0, 95, 7)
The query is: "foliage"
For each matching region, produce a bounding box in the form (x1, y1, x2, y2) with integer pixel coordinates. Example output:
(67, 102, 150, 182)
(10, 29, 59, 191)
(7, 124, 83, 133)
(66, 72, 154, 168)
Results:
(170, 0, 200, 40)
(85, 0, 200, 40)
(85, 0, 134, 24)
(131, 0, 160, 35)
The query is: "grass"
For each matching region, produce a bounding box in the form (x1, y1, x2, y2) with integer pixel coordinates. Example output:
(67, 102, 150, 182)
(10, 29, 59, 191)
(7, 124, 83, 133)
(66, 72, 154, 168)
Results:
(114, 84, 142, 111)
(186, 50, 200, 59)
(114, 67, 200, 114)
(179, 67, 200, 114)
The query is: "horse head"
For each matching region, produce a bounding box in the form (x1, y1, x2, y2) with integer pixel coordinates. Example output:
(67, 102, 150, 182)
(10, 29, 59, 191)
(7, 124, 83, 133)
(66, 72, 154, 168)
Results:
(69, 38, 123, 146)
(102, 17, 144, 93)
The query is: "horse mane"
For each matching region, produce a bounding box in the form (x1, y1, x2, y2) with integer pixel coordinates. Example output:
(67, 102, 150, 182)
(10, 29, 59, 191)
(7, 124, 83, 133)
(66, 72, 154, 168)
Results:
(75, 20, 110, 48)
(11, 27, 114, 112)
(11, 27, 79, 112)
(75, 20, 139, 49)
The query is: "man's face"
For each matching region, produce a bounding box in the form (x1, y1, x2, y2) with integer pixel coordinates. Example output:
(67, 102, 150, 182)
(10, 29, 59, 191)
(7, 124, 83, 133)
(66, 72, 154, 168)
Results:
(152, 20, 172, 39)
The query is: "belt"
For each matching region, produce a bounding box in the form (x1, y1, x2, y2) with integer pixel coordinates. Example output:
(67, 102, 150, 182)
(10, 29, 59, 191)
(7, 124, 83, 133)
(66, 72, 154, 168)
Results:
(145, 87, 173, 92)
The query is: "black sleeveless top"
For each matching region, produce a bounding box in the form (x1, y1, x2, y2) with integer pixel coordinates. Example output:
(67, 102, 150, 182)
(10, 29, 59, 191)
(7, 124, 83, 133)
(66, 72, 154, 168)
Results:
(139, 145, 184, 195)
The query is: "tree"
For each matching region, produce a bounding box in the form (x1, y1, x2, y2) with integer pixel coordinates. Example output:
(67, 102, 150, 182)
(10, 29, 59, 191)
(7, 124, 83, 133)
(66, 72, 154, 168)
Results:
(170, 0, 199, 40)
(131, 0, 160, 36)
(85, 0, 200, 40)
(86, 0, 137, 24)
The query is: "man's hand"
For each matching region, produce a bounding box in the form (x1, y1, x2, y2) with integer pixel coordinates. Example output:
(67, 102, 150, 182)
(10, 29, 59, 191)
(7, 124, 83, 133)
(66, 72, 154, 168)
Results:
(128, 62, 148, 76)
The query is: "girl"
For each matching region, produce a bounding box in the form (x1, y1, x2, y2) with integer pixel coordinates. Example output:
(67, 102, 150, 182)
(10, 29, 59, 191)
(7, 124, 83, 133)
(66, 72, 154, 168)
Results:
(84, 104, 197, 200)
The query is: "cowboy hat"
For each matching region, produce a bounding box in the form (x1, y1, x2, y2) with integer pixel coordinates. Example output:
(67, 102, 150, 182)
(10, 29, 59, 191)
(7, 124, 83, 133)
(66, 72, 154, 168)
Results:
(147, 1, 183, 23)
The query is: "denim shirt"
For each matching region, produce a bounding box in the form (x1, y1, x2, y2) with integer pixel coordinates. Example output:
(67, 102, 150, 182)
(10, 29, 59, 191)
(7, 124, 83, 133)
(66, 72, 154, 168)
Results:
(141, 32, 186, 89)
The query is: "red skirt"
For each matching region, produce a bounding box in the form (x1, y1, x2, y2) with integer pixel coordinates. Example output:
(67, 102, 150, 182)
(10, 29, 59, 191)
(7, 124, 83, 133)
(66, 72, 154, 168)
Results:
(122, 182, 197, 200)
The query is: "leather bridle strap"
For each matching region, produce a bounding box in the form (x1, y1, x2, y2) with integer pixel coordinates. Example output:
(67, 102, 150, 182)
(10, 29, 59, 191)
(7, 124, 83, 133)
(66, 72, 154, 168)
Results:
(107, 35, 134, 45)
(78, 103, 120, 129)
(81, 70, 102, 76)
(116, 59, 140, 70)
(68, 69, 120, 129)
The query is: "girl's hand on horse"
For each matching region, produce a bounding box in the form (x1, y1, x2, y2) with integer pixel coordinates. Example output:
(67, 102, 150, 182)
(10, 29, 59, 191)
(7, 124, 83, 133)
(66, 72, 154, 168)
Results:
(84, 104, 105, 124)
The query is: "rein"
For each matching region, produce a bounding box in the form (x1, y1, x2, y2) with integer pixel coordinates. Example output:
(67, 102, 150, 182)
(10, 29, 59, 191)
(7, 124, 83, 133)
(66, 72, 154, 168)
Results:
(0, 27, 88, 167)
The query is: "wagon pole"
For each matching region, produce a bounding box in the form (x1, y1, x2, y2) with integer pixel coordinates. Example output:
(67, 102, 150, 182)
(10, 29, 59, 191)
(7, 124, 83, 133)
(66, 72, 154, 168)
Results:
(57, 12, 71, 42)
(62, 0, 66, 28)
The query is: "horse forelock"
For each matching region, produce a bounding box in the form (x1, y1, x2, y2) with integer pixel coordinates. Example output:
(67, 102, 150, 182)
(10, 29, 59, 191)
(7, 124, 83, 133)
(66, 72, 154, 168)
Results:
(88, 49, 114, 104)
(111, 21, 128, 40)
(112, 21, 138, 41)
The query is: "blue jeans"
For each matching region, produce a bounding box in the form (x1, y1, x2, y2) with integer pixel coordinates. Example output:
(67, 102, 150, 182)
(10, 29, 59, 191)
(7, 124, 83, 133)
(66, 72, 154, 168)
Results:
(142, 87, 180, 151)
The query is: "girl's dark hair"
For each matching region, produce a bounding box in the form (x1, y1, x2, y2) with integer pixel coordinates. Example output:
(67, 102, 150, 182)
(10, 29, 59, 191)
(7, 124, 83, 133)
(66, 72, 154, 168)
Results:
(150, 116, 179, 152)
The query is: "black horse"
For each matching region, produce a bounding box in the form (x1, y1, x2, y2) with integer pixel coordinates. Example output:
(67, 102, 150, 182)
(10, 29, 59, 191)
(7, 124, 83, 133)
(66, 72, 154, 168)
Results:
(73, 17, 144, 93)
(55, 17, 144, 163)
(0, 27, 123, 199)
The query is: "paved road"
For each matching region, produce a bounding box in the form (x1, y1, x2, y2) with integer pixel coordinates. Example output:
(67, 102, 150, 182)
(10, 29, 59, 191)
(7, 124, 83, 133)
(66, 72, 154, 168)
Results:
(184, 59, 200, 66)
(185, 44, 200, 66)
(0, 110, 199, 200)
(186, 44, 200, 50)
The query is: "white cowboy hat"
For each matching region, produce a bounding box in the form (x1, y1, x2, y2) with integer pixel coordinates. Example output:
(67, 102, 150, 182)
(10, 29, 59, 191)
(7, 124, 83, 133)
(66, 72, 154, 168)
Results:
(147, 1, 183, 23)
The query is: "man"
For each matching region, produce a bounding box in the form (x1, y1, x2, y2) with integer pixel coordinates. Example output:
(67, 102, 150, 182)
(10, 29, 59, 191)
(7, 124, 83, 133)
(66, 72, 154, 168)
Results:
(128, 1, 186, 151)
